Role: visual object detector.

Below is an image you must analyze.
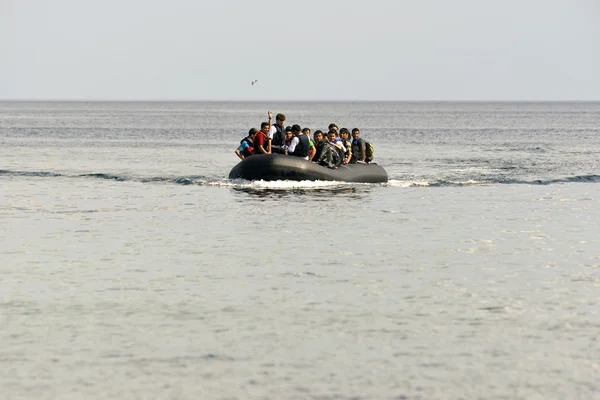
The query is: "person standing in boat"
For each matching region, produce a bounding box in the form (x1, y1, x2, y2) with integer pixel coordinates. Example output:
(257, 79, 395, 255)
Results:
(286, 124, 310, 160)
(234, 128, 257, 159)
(350, 128, 366, 163)
(267, 113, 286, 154)
(253, 121, 272, 155)
(339, 128, 353, 165)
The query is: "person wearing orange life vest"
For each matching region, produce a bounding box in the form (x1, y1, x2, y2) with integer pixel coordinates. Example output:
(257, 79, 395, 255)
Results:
(253, 121, 272, 155)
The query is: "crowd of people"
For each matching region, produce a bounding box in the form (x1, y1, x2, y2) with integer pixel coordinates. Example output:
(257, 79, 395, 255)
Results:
(234, 111, 372, 169)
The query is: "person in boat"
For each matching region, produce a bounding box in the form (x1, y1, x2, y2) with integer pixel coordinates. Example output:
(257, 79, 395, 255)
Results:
(286, 124, 310, 160)
(303, 127, 317, 161)
(313, 131, 342, 169)
(312, 130, 328, 165)
(329, 130, 347, 165)
(339, 128, 353, 165)
(267, 113, 286, 154)
(253, 122, 272, 155)
(282, 126, 293, 154)
(330, 130, 346, 153)
(350, 127, 366, 163)
(312, 130, 325, 162)
(328, 123, 338, 133)
(234, 128, 257, 159)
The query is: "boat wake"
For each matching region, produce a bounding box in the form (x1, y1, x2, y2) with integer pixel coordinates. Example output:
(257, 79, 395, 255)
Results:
(2, 169, 600, 188)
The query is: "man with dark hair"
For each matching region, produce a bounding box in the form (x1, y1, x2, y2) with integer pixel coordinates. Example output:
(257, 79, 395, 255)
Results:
(328, 123, 338, 133)
(303, 127, 316, 161)
(282, 126, 294, 154)
(329, 130, 346, 165)
(313, 130, 342, 168)
(339, 128, 353, 164)
(286, 124, 310, 160)
(253, 122, 272, 155)
(350, 128, 366, 163)
(312, 130, 325, 162)
(312, 130, 327, 165)
(235, 128, 257, 159)
(268, 113, 286, 154)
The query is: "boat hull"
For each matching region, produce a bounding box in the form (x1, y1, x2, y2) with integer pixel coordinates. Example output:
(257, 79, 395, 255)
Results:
(228, 154, 388, 183)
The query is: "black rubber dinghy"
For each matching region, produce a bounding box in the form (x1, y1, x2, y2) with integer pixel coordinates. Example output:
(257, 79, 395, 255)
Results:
(229, 154, 388, 183)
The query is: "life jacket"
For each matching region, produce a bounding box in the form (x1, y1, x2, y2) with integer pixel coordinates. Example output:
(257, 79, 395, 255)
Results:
(291, 134, 310, 158)
(239, 136, 254, 157)
(352, 138, 364, 147)
(240, 137, 253, 147)
(271, 124, 285, 146)
(351, 137, 365, 162)
(253, 131, 269, 152)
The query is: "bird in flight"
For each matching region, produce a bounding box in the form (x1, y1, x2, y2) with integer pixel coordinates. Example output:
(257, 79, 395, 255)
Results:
(251, 80, 258, 86)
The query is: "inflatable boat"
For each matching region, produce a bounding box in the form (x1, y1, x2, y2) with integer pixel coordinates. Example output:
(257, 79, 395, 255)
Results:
(228, 154, 388, 183)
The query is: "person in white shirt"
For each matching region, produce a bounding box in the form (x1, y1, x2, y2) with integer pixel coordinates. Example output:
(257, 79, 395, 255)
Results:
(330, 130, 346, 153)
(286, 125, 310, 160)
(267, 113, 286, 154)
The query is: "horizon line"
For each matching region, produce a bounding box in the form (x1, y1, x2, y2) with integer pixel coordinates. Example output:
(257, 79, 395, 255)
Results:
(1, 99, 600, 103)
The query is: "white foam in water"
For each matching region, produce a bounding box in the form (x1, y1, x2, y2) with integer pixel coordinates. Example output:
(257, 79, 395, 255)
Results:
(234, 179, 359, 190)
(386, 179, 431, 187)
(197, 177, 357, 189)
(386, 179, 488, 187)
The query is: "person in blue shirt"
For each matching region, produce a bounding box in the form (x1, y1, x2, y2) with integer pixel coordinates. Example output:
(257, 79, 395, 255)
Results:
(235, 128, 257, 160)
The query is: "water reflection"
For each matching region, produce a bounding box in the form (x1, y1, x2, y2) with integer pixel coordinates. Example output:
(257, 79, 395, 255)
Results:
(231, 185, 370, 200)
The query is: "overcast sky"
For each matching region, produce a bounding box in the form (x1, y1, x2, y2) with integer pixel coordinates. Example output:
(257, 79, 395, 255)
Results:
(1, 0, 599, 101)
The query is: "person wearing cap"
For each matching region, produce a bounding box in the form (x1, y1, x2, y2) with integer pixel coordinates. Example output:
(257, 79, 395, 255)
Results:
(235, 128, 257, 159)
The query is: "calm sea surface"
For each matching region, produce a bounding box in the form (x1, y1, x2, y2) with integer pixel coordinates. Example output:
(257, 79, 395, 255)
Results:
(1, 101, 599, 399)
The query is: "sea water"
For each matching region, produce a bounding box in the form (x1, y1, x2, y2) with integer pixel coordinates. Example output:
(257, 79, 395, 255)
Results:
(1, 101, 599, 399)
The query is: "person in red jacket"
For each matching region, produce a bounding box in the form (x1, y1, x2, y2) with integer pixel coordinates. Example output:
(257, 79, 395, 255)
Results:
(253, 122, 271, 155)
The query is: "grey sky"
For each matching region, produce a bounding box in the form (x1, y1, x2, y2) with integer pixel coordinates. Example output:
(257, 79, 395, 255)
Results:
(2, 0, 599, 101)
